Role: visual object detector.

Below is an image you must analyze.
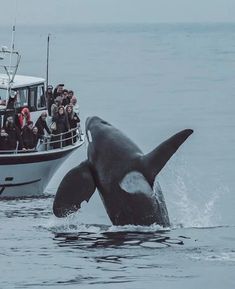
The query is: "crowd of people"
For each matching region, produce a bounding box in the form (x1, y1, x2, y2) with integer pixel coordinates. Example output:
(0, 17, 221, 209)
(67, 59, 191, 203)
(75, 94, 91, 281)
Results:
(0, 84, 81, 152)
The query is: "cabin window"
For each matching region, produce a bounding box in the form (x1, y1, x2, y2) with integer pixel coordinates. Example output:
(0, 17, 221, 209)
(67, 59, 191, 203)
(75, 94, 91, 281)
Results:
(29, 86, 37, 111)
(37, 84, 46, 109)
(18, 88, 28, 107)
(0, 88, 7, 105)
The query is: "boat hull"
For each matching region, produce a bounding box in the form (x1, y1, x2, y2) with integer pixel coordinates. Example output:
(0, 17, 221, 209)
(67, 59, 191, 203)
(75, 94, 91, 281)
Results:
(0, 140, 84, 198)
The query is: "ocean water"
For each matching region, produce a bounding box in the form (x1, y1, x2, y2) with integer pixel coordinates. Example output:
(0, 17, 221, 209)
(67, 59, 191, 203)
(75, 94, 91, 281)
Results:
(0, 23, 235, 288)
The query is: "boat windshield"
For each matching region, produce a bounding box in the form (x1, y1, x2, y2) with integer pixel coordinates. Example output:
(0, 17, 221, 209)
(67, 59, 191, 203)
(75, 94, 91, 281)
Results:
(0, 88, 7, 105)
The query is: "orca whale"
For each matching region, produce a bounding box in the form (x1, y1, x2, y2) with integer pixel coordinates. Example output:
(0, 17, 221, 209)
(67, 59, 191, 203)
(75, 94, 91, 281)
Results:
(53, 116, 193, 227)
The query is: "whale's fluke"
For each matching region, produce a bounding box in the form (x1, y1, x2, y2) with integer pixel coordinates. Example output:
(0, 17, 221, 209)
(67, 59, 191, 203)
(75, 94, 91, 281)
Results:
(53, 160, 96, 217)
(143, 129, 193, 186)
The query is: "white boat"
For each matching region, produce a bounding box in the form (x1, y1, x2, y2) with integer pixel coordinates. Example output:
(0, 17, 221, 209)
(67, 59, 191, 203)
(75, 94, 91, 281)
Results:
(0, 45, 84, 198)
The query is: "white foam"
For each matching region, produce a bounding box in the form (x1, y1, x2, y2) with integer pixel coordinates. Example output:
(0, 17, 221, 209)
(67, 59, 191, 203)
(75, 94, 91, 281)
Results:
(107, 223, 168, 233)
(42, 212, 168, 234)
(191, 252, 235, 262)
(158, 157, 226, 228)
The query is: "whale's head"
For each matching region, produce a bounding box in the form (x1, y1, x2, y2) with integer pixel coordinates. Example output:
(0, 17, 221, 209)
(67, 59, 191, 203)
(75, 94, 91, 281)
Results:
(86, 116, 111, 131)
(85, 116, 112, 143)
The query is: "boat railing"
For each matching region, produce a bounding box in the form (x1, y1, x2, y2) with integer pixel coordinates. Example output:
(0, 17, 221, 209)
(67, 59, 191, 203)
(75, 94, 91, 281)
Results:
(0, 127, 82, 154)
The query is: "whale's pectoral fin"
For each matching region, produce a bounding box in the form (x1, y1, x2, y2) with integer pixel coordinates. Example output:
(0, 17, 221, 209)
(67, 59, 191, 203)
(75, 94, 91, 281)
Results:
(143, 129, 193, 186)
(53, 160, 96, 217)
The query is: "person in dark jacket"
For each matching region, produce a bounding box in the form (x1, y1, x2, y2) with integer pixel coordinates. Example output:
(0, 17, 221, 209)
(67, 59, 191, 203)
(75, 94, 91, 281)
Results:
(22, 121, 38, 150)
(4, 91, 18, 124)
(32, 126, 40, 150)
(51, 106, 69, 148)
(53, 84, 64, 99)
(35, 112, 51, 139)
(61, 89, 70, 107)
(66, 104, 80, 145)
(51, 98, 61, 118)
(4, 116, 24, 151)
(0, 128, 9, 151)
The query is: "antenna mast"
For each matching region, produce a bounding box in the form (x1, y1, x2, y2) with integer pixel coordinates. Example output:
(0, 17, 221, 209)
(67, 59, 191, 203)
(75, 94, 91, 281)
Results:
(46, 34, 51, 91)
(9, 24, 16, 76)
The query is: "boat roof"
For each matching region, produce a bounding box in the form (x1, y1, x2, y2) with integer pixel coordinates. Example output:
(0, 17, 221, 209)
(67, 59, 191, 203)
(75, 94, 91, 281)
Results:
(0, 73, 45, 89)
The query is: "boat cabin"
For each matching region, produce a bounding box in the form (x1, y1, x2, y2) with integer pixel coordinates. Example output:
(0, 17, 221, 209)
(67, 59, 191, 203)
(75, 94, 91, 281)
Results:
(0, 47, 47, 126)
(0, 74, 47, 125)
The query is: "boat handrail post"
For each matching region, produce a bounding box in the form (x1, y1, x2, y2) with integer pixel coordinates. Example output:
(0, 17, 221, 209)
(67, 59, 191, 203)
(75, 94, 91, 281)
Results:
(14, 141, 19, 154)
(71, 130, 74, 145)
(60, 133, 62, 149)
(45, 137, 48, 151)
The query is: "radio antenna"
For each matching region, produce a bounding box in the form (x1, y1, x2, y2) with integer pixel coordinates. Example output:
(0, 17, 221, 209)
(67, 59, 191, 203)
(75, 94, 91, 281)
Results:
(46, 33, 51, 91)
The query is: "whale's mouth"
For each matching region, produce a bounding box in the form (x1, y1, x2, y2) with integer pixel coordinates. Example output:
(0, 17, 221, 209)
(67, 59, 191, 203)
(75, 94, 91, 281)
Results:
(100, 120, 111, 126)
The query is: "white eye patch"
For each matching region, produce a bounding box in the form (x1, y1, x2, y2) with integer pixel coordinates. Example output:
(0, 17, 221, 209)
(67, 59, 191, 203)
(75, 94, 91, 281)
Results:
(119, 171, 153, 195)
(87, 130, 93, 143)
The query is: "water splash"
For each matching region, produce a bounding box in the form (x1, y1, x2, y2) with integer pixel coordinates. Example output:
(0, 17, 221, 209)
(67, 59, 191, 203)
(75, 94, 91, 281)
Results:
(169, 174, 222, 228)
(107, 223, 167, 233)
(191, 252, 235, 262)
(158, 156, 227, 228)
(41, 214, 185, 250)
(43, 210, 104, 234)
(42, 211, 167, 234)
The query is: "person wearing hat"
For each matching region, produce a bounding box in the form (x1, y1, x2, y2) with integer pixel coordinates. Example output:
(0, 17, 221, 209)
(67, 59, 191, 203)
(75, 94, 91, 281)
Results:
(61, 89, 70, 106)
(53, 84, 64, 99)
(46, 85, 54, 116)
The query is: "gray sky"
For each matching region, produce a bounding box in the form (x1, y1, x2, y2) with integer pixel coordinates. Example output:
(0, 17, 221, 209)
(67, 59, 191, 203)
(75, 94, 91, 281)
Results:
(1, 0, 235, 25)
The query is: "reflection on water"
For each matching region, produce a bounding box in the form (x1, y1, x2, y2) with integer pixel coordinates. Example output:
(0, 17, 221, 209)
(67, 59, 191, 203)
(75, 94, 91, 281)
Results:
(45, 226, 192, 287)
(53, 229, 185, 250)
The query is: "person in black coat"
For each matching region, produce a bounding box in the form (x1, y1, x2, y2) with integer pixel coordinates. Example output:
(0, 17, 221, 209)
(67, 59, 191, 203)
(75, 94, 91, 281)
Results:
(4, 116, 24, 151)
(32, 126, 40, 150)
(22, 121, 38, 150)
(61, 89, 70, 107)
(3, 91, 17, 124)
(66, 104, 80, 145)
(35, 112, 51, 139)
(0, 128, 9, 151)
(51, 106, 69, 148)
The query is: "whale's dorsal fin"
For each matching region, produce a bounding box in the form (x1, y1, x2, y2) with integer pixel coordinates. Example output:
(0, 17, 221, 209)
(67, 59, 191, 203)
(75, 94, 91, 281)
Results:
(53, 160, 96, 217)
(143, 129, 193, 186)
